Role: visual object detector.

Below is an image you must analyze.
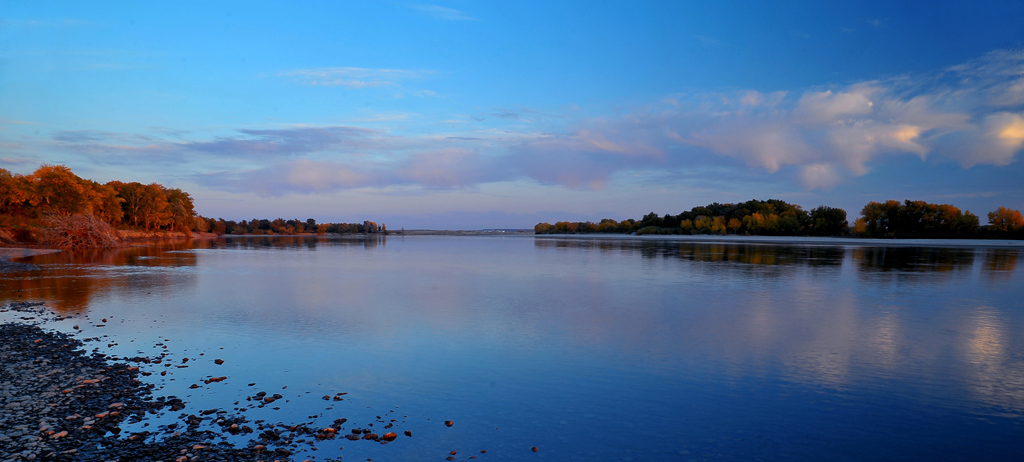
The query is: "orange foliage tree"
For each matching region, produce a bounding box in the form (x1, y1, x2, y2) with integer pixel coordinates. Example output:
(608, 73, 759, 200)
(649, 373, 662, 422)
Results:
(988, 207, 1024, 232)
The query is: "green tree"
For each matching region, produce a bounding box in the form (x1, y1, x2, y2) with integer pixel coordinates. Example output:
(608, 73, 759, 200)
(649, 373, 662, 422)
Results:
(809, 206, 848, 236)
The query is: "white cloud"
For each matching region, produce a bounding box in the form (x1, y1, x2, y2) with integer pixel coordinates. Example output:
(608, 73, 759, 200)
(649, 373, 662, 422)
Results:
(948, 112, 1024, 168)
(674, 49, 1024, 187)
(284, 159, 371, 193)
(799, 163, 843, 189)
(795, 88, 875, 122)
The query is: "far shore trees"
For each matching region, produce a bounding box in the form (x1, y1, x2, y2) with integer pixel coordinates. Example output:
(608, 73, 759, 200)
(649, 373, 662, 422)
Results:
(535, 199, 1021, 240)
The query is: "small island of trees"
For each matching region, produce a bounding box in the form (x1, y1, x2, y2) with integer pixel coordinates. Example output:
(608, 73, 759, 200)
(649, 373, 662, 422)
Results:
(535, 198, 1024, 240)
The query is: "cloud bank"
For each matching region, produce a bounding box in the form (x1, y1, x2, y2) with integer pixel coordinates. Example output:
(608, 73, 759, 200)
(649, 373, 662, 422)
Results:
(49, 50, 1024, 196)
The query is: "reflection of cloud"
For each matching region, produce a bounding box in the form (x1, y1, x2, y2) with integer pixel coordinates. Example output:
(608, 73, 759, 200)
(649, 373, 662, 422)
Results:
(962, 308, 1024, 413)
(869, 310, 902, 369)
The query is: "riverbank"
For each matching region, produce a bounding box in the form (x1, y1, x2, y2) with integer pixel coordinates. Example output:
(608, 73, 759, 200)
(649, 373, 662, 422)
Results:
(0, 306, 271, 461)
(0, 302, 427, 462)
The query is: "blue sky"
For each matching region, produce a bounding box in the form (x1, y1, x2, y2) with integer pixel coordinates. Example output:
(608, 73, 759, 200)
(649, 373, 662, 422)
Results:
(2, 1, 1023, 229)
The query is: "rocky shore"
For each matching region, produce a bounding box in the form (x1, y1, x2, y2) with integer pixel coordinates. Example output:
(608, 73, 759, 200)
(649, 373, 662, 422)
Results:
(0, 303, 413, 462)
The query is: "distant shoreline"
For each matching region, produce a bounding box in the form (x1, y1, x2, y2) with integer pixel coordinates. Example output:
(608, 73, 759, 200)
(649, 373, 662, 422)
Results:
(4, 231, 1022, 253)
(532, 233, 1024, 248)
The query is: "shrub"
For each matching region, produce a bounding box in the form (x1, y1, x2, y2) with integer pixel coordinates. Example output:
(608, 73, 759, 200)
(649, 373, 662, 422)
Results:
(45, 214, 122, 250)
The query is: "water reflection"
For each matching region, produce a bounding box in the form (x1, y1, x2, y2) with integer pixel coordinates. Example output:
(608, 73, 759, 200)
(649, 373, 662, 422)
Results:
(982, 248, 1021, 282)
(532, 236, 1024, 416)
(535, 238, 846, 268)
(536, 237, 1024, 282)
(1, 242, 198, 313)
(963, 307, 1024, 414)
(852, 246, 976, 278)
(198, 234, 387, 251)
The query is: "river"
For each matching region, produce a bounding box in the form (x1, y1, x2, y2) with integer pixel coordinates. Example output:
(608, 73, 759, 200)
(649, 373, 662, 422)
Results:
(2, 234, 1023, 461)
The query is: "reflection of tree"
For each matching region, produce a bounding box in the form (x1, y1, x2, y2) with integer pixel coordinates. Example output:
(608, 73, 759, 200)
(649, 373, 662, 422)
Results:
(533, 238, 845, 271)
(0, 243, 198, 313)
(0, 236, 394, 314)
(981, 249, 1021, 282)
(216, 235, 386, 251)
(852, 247, 975, 275)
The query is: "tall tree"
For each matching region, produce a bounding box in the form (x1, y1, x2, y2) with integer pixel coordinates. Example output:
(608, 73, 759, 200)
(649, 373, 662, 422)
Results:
(28, 165, 89, 216)
(164, 188, 195, 232)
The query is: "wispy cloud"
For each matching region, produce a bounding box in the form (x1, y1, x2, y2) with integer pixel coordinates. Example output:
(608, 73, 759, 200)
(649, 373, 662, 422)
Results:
(0, 118, 39, 125)
(282, 67, 428, 88)
(3, 18, 95, 27)
(410, 5, 478, 21)
(694, 34, 718, 46)
(182, 126, 377, 158)
(0, 156, 36, 166)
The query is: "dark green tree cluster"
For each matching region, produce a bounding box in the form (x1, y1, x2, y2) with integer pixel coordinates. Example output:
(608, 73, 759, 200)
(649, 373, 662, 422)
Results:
(194, 217, 386, 236)
(854, 200, 979, 239)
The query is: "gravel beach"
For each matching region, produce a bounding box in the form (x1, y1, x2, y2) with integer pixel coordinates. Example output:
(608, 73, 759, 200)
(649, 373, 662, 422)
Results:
(0, 316, 268, 461)
(1, 303, 398, 462)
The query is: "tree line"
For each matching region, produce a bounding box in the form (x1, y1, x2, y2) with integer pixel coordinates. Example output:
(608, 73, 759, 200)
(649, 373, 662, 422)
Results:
(1, 165, 195, 237)
(535, 198, 1024, 239)
(191, 217, 386, 236)
(0, 165, 387, 245)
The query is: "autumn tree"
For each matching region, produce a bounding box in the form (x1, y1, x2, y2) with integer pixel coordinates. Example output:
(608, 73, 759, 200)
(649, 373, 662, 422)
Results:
(85, 181, 124, 225)
(0, 169, 31, 217)
(988, 207, 1024, 232)
(164, 188, 195, 233)
(28, 165, 91, 216)
(108, 181, 173, 230)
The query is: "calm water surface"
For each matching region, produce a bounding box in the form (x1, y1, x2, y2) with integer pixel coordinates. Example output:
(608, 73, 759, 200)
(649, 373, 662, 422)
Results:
(2, 235, 1023, 461)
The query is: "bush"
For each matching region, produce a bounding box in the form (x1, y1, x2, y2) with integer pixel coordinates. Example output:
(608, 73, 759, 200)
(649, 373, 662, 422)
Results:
(45, 214, 122, 250)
